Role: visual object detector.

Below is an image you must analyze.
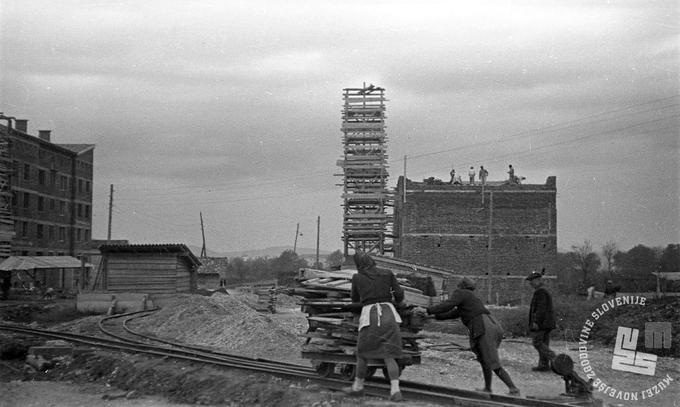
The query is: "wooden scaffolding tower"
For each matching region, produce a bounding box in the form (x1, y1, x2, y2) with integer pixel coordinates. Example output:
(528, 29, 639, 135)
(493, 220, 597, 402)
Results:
(337, 85, 393, 256)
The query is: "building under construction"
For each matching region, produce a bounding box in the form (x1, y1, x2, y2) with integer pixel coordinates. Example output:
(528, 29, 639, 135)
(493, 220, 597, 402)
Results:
(335, 86, 557, 304)
(393, 176, 557, 304)
(337, 85, 393, 257)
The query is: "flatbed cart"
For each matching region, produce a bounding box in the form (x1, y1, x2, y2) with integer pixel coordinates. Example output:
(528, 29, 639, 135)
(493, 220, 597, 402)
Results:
(300, 299, 426, 380)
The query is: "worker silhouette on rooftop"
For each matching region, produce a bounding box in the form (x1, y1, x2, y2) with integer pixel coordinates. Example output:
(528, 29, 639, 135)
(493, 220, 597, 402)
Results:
(479, 166, 489, 185)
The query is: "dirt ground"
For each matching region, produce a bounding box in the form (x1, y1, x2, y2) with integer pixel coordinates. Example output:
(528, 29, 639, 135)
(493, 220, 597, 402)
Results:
(1, 293, 678, 407)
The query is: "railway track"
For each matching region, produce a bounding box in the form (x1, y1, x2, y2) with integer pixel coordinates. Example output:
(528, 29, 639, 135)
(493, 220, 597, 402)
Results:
(0, 310, 598, 407)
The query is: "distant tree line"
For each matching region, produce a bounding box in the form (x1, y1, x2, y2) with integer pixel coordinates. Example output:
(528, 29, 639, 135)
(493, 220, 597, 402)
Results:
(555, 241, 680, 294)
(204, 249, 346, 287)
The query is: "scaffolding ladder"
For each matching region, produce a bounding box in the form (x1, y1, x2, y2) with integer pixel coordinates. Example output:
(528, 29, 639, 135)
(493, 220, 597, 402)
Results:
(337, 85, 393, 257)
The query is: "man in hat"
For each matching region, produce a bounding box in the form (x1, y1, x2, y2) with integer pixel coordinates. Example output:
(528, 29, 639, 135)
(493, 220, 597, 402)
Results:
(421, 277, 520, 395)
(526, 270, 556, 371)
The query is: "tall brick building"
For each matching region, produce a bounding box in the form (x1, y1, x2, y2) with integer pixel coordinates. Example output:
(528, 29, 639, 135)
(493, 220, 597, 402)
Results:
(393, 176, 557, 303)
(0, 117, 94, 257)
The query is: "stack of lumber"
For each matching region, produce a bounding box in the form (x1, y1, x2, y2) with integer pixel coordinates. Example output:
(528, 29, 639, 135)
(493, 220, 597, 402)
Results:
(254, 286, 277, 313)
(294, 268, 437, 375)
(295, 267, 439, 307)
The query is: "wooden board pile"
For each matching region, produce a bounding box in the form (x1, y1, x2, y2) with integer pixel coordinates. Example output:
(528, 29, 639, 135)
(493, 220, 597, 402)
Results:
(254, 287, 277, 313)
(293, 267, 438, 378)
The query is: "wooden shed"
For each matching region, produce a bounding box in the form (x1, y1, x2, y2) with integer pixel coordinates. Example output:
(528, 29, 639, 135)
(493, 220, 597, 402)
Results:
(98, 243, 201, 294)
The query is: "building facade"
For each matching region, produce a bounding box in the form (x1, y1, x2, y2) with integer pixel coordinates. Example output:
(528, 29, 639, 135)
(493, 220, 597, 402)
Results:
(0, 118, 94, 257)
(393, 176, 557, 304)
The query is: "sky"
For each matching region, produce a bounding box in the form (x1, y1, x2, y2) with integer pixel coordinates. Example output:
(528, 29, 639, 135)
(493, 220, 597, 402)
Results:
(1, 0, 678, 255)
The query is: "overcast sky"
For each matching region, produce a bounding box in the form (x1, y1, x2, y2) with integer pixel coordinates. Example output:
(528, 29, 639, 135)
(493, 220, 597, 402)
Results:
(1, 1, 678, 255)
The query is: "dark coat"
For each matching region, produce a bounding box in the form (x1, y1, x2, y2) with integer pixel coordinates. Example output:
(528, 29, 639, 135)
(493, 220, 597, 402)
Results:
(351, 253, 404, 306)
(529, 286, 556, 330)
(427, 287, 490, 339)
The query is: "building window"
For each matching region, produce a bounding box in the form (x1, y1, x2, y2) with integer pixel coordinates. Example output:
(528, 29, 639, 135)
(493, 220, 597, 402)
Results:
(59, 175, 67, 190)
(85, 229, 90, 241)
(23, 192, 30, 209)
(77, 203, 82, 217)
(50, 171, 57, 186)
(85, 205, 90, 218)
(59, 227, 65, 241)
(22, 222, 28, 237)
(49, 199, 55, 210)
(85, 181, 91, 193)
(37, 224, 44, 239)
(76, 229, 82, 241)
(38, 196, 44, 211)
(59, 201, 65, 216)
(49, 226, 55, 240)
(78, 179, 83, 193)
(23, 164, 30, 180)
(38, 170, 46, 185)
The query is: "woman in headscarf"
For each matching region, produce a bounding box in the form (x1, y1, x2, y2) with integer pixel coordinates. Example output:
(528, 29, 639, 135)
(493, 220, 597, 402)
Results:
(344, 251, 405, 402)
(424, 277, 520, 396)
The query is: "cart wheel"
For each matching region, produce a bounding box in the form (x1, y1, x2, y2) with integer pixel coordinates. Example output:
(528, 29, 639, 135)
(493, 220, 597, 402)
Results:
(315, 362, 335, 378)
(366, 367, 377, 378)
(339, 364, 356, 381)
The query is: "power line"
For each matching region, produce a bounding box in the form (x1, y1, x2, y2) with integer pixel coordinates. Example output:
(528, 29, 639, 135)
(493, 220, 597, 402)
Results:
(403, 100, 679, 161)
(104, 94, 679, 195)
(408, 120, 679, 179)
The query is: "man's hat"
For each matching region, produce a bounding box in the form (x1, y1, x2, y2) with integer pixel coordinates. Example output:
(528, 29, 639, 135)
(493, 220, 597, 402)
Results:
(525, 270, 543, 281)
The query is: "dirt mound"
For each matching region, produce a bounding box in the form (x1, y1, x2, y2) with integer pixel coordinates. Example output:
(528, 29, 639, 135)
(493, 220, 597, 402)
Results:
(590, 296, 680, 356)
(138, 292, 305, 361)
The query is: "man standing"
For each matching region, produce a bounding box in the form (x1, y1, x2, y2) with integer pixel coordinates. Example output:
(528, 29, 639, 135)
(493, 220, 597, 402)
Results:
(526, 270, 556, 371)
(449, 168, 456, 184)
(468, 166, 476, 184)
(508, 165, 515, 184)
(479, 166, 488, 185)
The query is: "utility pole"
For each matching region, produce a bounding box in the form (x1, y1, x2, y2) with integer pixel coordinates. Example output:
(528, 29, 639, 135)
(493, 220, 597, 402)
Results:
(293, 223, 300, 254)
(315, 216, 320, 266)
(107, 184, 113, 241)
(403, 155, 407, 203)
(95, 184, 113, 291)
(200, 212, 207, 258)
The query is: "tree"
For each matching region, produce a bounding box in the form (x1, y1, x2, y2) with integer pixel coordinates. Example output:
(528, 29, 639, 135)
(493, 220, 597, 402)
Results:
(659, 244, 680, 274)
(228, 257, 248, 282)
(326, 250, 344, 270)
(601, 240, 617, 279)
(555, 252, 579, 294)
(272, 250, 307, 285)
(614, 244, 658, 291)
(571, 240, 601, 288)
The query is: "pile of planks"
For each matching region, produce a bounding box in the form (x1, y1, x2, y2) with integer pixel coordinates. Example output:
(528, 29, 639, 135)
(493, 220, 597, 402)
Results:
(254, 286, 277, 313)
(295, 267, 438, 307)
(294, 267, 437, 378)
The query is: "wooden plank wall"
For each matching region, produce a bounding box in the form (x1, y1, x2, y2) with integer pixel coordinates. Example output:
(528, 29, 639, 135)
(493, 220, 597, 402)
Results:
(107, 254, 192, 294)
(175, 258, 193, 292)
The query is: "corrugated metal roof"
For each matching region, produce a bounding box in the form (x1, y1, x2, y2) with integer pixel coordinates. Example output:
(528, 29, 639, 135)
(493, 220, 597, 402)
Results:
(98, 243, 201, 268)
(0, 256, 91, 271)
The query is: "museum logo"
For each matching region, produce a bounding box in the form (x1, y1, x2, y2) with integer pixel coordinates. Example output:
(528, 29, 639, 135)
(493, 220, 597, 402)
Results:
(577, 296, 674, 402)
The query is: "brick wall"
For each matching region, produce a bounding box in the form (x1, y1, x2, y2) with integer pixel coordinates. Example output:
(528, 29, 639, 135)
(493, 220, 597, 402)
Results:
(394, 176, 557, 304)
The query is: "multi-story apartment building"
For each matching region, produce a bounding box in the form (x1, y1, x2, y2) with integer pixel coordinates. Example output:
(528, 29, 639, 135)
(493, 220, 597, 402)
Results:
(0, 117, 94, 257)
